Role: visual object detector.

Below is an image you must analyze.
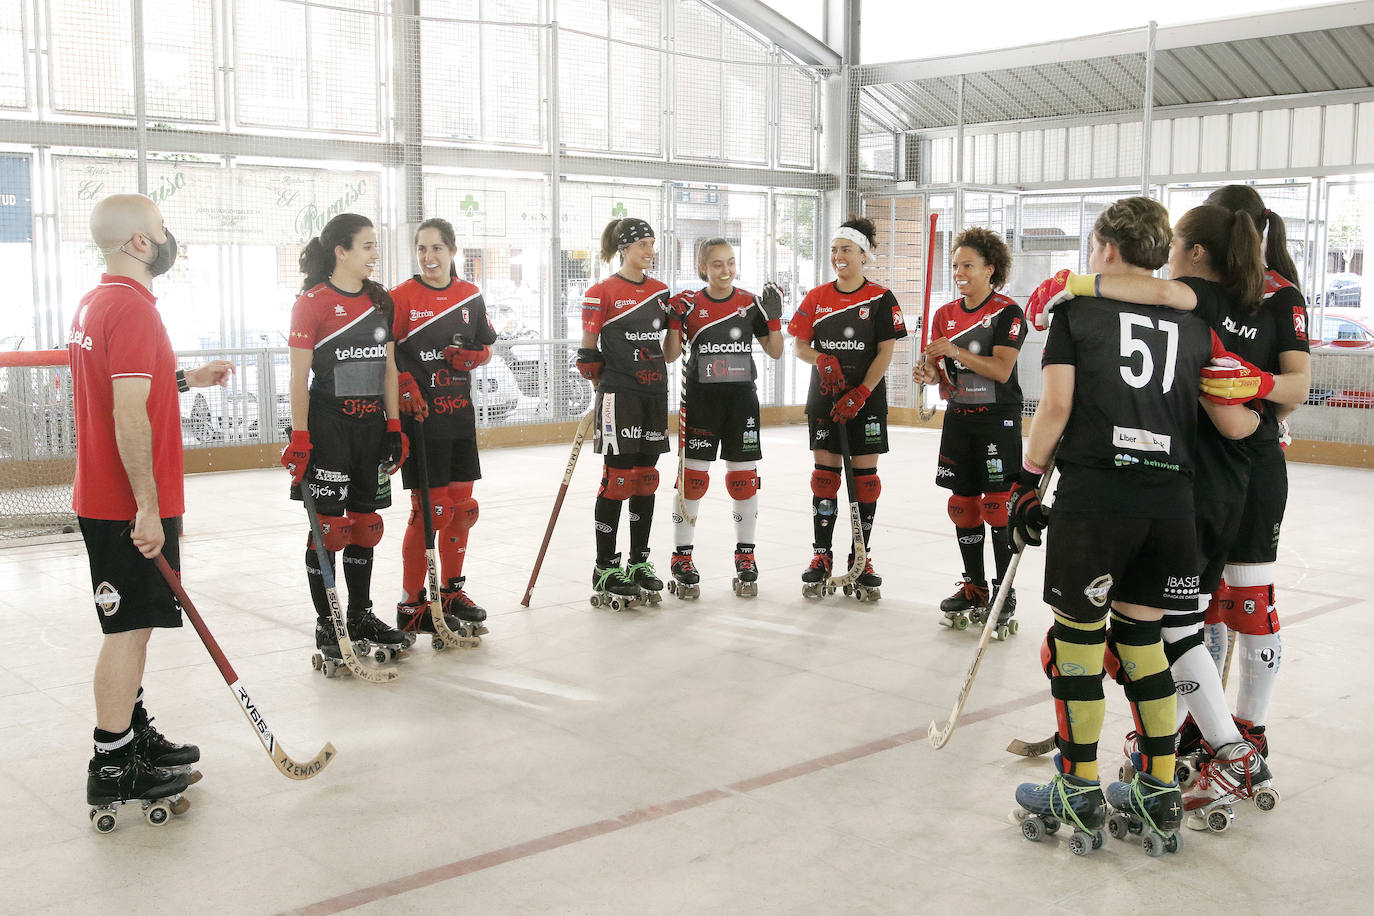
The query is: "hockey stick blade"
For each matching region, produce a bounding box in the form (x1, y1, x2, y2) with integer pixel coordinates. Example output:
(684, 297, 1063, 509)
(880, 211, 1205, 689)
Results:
(153, 555, 337, 780)
(522, 408, 596, 607)
(1006, 735, 1057, 757)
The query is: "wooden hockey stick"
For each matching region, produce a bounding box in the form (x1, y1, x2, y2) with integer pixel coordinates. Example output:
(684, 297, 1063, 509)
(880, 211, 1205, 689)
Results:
(521, 407, 597, 607)
(153, 555, 336, 779)
(674, 309, 696, 528)
(409, 419, 480, 647)
(1006, 734, 1057, 757)
(916, 212, 939, 422)
(825, 419, 867, 590)
(1221, 627, 1238, 689)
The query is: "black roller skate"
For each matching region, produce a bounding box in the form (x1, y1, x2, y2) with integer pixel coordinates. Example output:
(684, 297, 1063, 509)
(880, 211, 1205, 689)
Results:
(1183, 741, 1279, 833)
(1011, 755, 1107, 856)
(984, 578, 1019, 640)
(313, 616, 348, 678)
(1106, 759, 1185, 856)
(398, 592, 477, 650)
(842, 556, 882, 603)
(732, 545, 758, 598)
(348, 603, 413, 664)
(441, 576, 489, 637)
(800, 548, 833, 599)
(939, 576, 988, 630)
(627, 555, 664, 605)
(591, 554, 641, 611)
(668, 551, 701, 600)
(134, 715, 201, 786)
(87, 750, 189, 834)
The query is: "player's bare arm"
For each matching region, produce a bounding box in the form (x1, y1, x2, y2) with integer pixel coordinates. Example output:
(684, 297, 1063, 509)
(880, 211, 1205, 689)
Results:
(112, 376, 162, 558)
(288, 347, 313, 432)
(183, 359, 235, 388)
(1025, 364, 1074, 469)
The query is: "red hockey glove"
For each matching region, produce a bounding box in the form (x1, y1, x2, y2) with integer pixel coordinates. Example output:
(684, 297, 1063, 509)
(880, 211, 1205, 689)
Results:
(1008, 465, 1047, 551)
(815, 353, 846, 397)
(576, 347, 604, 382)
(442, 343, 490, 373)
(666, 290, 696, 328)
(381, 418, 408, 474)
(397, 371, 429, 421)
(1200, 354, 1274, 405)
(829, 384, 871, 422)
(1026, 269, 1099, 331)
(281, 430, 312, 485)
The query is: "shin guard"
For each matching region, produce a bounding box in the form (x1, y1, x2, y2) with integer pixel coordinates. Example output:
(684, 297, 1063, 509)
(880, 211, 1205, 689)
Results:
(1043, 611, 1108, 782)
(1109, 610, 1177, 783)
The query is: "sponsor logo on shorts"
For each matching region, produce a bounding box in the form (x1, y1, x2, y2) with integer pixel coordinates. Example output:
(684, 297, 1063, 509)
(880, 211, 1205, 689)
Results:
(1112, 426, 1171, 453)
(1084, 573, 1113, 607)
(94, 582, 121, 617)
(745, 417, 756, 428)
(1164, 574, 1200, 601)
(689, 438, 712, 449)
(986, 444, 998, 456)
(1004, 419, 1014, 427)
(308, 483, 336, 500)
(742, 430, 759, 448)
(645, 429, 666, 443)
(814, 428, 829, 441)
(315, 468, 349, 483)
(1113, 453, 1140, 467)
(936, 466, 954, 480)
(986, 459, 1003, 476)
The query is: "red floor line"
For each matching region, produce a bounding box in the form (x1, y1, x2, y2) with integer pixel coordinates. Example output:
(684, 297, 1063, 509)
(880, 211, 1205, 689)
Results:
(282, 689, 1047, 915)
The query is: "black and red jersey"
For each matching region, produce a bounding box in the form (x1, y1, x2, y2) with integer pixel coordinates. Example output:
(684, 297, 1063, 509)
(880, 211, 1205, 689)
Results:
(671, 287, 771, 388)
(787, 279, 906, 413)
(582, 273, 670, 395)
(289, 282, 393, 423)
(929, 292, 1026, 412)
(391, 276, 497, 439)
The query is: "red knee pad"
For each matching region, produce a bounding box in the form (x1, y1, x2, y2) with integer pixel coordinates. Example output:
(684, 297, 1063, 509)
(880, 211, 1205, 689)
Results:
(347, 511, 384, 548)
(1222, 583, 1279, 635)
(599, 466, 635, 500)
(1204, 583, 1229, 626)
(982, 491, 1010, 528)
(854, 472, 880, 504)
(724, 469, 760, 500)
(947, 494, 983, 527)
(449, 497, 479, 531)
(680, 466, 710, 501)
(810, 468, 841, 499)
(317, 515, 352, 551)
(432, 493, 456, 529)
(632, 466, 660, 496)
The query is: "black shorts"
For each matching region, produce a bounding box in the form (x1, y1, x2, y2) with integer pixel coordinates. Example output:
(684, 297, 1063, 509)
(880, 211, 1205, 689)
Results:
(1230, 442, 1287, 565)
(1195, 498, 1245, 594)
(936, 408, 1023, 493)
(683, 385, 763, 462)
(399, 421, 481, 490)
(290, 406, 391, 516)
(1044, 515, 1200, 622)
(807, 388, 889, 456)
(79, 517, 182, 635)
(594, 390, 670, 456)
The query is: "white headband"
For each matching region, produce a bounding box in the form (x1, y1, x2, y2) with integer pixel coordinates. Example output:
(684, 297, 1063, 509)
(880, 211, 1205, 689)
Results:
(833, 227, 871, 254)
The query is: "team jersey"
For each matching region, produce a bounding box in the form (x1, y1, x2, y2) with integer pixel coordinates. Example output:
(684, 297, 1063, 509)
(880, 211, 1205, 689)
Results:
(391, 276, 497, 439)
(289, 281, 393, 423)
(68, 274, 185, 520)
(786, 279, 906, 413)
(929, 291, 1026, 412)
(582, 273, 670, 395)
(670, 287, 771, 389)
(1043, 298, 1220, 517)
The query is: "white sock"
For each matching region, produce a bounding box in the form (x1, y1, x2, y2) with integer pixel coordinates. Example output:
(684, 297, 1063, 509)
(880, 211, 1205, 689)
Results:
(1226, 564, 1282, 727)
(672, 458, 710, 549)
(1162, 607, 1242, 748)
(1203, 621, 1229, 678)
(725, 460, 758, 546)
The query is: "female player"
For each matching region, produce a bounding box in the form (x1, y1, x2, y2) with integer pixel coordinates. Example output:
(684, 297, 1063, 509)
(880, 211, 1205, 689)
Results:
(282, 213, 410, 662)
(787, 216, 906, 599)
(663, 238, 784, 598)
(390, 217, 497, 636)
(576, 217, 671, 609)
(916, 228, 1025, 631)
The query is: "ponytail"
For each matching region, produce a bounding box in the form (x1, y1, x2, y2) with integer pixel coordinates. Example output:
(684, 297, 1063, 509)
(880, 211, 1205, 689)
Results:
(362, 279, 394, 323)
(1176, 205, 1265, 312)
(1205, 185, 1301, 289)
(298, 237, 333, 293)
(599, 220, 621, 264)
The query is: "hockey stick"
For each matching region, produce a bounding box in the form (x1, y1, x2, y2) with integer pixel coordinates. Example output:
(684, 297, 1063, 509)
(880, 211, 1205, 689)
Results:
(521, 407, 597, 607)
(825, 419, 867, 590)
(674, 309, 696, 528)
(916, 212, 939, 422)
(408, 419, 479, 649)
(929, 455, 1058, 749)
(300, 487, 399, 683)
(152, 555, 336, 779)
(1220, 627, 1238, 689)
(1006, 734, 1057, 758)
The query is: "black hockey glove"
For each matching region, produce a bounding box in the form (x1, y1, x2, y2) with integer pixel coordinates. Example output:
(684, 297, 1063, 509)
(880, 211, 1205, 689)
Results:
(757, 282, 783, 324)
(1007, 467, 1047, 552)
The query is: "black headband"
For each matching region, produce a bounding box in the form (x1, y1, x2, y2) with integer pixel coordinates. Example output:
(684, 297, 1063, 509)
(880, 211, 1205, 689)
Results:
(615, 218, 655, 249)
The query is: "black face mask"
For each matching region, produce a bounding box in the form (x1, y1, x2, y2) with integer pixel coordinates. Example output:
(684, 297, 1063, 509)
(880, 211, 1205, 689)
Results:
(127, 229, 178, 276)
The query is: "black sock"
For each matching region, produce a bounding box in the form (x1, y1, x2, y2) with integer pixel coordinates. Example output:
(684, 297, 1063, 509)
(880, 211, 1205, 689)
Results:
(628, 494, 654, 562)
(130, 687, 147, 730)
(93, 726, 134, 758)
(853, 468, 878, 551)
(594, 496, 622, 566)
(342, 545, 373, 613)
(305, 540, 334, 620)
(956, 526, 986, 583)
(991, 526, 1013, 581)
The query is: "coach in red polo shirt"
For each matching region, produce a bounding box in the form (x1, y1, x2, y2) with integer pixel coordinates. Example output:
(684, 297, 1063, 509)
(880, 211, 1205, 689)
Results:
(70, 193, 232, 813)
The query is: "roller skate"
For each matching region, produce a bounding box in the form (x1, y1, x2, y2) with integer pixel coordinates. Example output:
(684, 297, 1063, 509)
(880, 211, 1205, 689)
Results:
(938, 576, 988, 631)
(732, 545, 758, 598)
(1171, 716, 1208, 788)
(627, 554, 664, 605)
(983, 578, 1018, 640)
(441, 576, 489, 637)
(348, 603, 413, 665)
(398, 592, 478, 651)
(133, 715, 202, 786)
(842, 556, 882, 602)
(591, 554, 641, 612)
(1119, 730, 1196, 787)
(668, 551, 701, 600)
(312, 616, 349, 678)
(1183, 741, 1279, 833)
(1233, 716, 1269, 758)
(1106, 761, 1185, 856)
(800, 548, 833, 599)
(87, 750, 189, 834)
(1011, 755, 1107, 856)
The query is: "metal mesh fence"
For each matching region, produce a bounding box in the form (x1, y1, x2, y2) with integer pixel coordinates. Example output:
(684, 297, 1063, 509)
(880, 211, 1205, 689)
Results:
(0, 353, 77, 539)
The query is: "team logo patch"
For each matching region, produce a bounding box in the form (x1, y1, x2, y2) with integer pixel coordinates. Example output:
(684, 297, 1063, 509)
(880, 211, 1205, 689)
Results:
(893, 309, 905, 328)
(94, 582, 121, 617)
(1293, 309, 1306, 340)
(1084, 573, 1113, 608)
(334, 305, 345, 316)
(859, 306, 870, 319)
(1009, 318, 1022, 339)
(462, 307, 470, 324)
(1244, 599, 1256, 615)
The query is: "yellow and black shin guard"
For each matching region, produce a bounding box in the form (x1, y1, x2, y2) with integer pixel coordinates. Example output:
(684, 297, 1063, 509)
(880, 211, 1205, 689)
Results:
(1043, 611, 1107, 782)
(1108, 610, 1177, 783)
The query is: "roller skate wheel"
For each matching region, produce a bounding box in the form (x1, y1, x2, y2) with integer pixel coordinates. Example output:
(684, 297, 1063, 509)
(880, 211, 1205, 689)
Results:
(145, 802, 171, 826)
(867, 587, 881, 601)
(1020, 816, 1044, 842)
(1207, 808, 1233, 832)
(842, 584, 854, 597)
(90, 808, 117, 834)
(589, 595, 602, 608)
(1164, 831, 1183, 854)
(1041, 816, 1060, 835)
(1008, 619, 1019, 635)
(667, 580, 679, 595)
(1009, 807, 1028, 824)
(401, 632, 417, 648)
(1069, 831, 1093, 856)
(185, 770, 203, 786)
(1092, 829, 1105, 850)
(1107, 813, 1129, 840)
(311, 653, 323, 671)
(1254, 787, 1280, 812)
(802, 584, 821, 599)
(170, 796, 190, 816)
(608, 596, 624, 612)
(373, 647, 391, 665)
(995, 625, 1010, 641)
(1175, 759, 1195, 788)
(1142, 833, 1164, 857)
(432, 636, 446, 651)
(954, 614, 969, 631)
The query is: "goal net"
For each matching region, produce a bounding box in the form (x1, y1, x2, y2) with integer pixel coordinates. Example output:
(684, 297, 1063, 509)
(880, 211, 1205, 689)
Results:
(0, 350, 78, 540)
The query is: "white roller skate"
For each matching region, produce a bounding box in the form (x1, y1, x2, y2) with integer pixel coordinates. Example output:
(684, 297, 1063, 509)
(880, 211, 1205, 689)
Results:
(1183, 741, 1280, 833)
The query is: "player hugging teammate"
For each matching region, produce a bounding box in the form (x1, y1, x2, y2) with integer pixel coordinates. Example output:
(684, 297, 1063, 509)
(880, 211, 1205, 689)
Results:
(663, 237, 784, 598)
(390, 217, 496, 637)
(282, 213, 412, 663)
(786, 216, 906, 597)
(576, 218, 672, 609)
(916, 228, 1026, 633)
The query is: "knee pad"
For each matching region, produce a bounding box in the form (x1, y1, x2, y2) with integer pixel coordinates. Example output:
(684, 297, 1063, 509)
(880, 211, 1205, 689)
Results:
(317, 515, 352, 552)
(599, 466, 635, 500)
(347, 511, 384, 548)
(982, 491, 1010, 528)
(725, 469, 760, 500)
(432, 493, 456, 529)
(947, 494, 983, 527)
(810, 467, 841, 499)
(632, 466, 660, 496)
(854, 471, 880, 504)
(1223, 583, 1279, 636)
(680, 466, 710, 501)
(449, 496, 479, 531)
